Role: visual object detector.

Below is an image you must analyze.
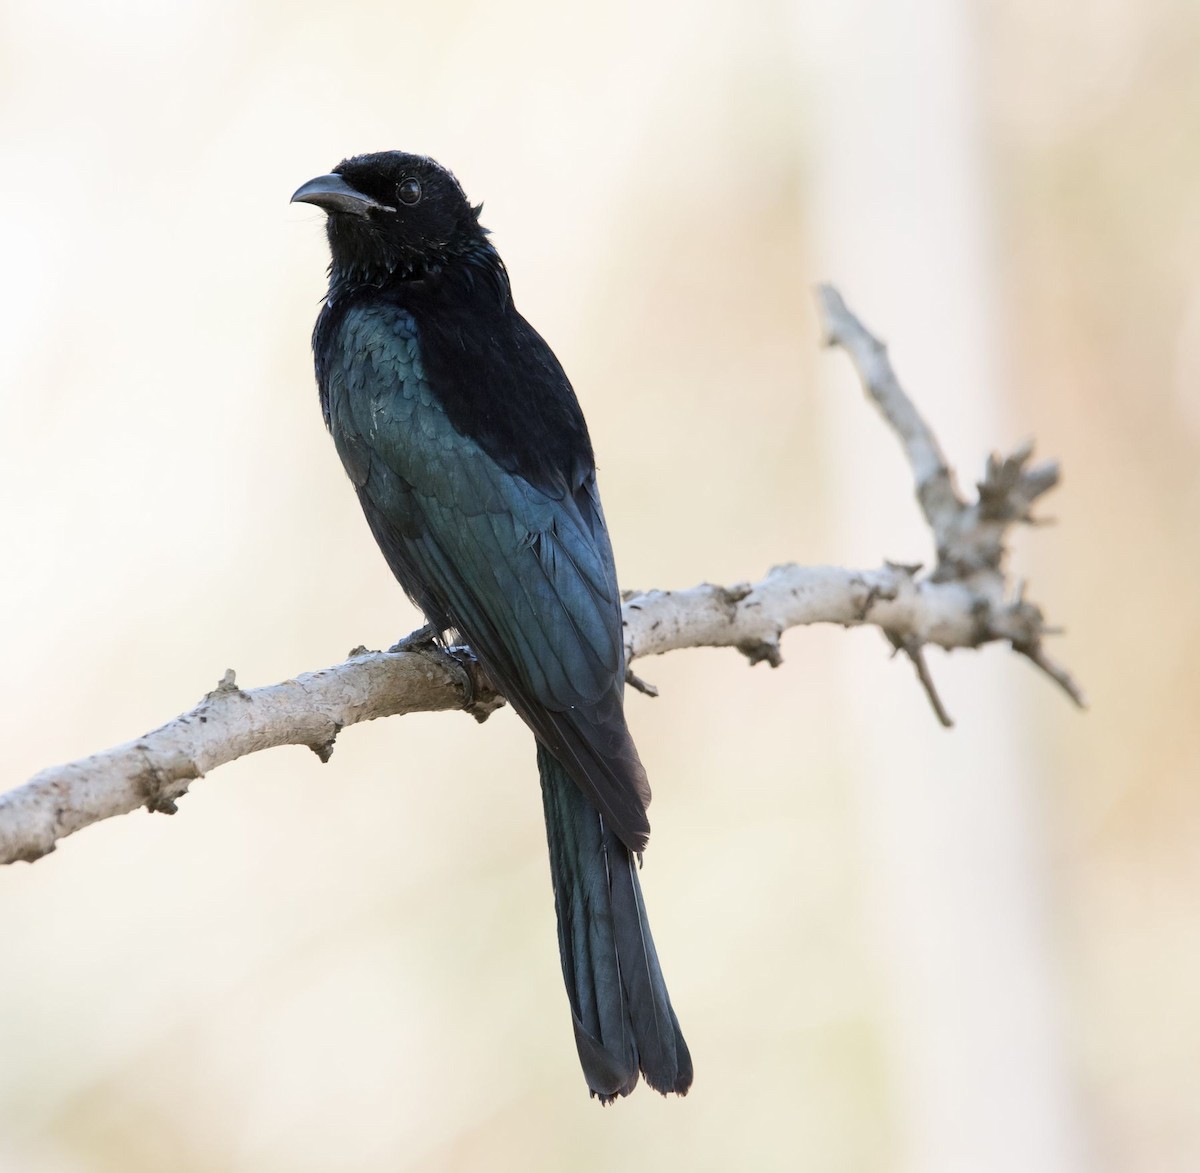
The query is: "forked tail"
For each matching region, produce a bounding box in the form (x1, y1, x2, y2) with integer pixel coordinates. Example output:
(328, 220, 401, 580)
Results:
(537, 744, 692, 1101)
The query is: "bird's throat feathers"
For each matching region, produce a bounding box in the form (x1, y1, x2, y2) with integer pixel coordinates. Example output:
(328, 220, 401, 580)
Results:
(325, 216, 510, 308)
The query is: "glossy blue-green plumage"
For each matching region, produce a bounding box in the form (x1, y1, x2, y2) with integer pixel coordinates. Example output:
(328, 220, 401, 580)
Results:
(322, 302, 651, 843)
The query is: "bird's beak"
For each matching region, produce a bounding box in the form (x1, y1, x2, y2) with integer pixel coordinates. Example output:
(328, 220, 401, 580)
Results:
(290, 173, 393, 218)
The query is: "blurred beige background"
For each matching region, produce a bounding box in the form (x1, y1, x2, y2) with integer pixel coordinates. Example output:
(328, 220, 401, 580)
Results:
(1, 1, 1197, 1170)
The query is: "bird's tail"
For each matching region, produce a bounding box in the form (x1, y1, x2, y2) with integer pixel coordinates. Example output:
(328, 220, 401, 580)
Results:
(537, 743, 692, 1102)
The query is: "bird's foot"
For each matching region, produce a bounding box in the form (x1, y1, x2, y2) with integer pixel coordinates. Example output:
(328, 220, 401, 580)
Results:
(444, 644, 506, 724)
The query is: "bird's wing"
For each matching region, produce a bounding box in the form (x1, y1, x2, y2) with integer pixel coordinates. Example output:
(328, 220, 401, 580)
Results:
(325, 305, 652, 850)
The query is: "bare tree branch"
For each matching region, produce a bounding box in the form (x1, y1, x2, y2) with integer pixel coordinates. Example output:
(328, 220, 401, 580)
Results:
(816, 284, 1062, 581)
(816, 284, 965, 539)
(816, 282, 1083, 707)
(0, 287, 1083, 867)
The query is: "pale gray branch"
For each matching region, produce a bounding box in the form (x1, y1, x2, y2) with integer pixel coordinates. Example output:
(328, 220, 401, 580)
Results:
(816, 283, 963, 535)
(0, 286, 1083, 867)
(816, 282, 1082, 709)
(0, 650, 491, 865)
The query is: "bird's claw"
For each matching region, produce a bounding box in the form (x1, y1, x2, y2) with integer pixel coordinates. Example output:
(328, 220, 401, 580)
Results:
(444, 644, 506, 724)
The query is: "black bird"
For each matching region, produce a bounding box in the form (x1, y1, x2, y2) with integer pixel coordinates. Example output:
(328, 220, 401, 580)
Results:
(292, 152, 692, 1101)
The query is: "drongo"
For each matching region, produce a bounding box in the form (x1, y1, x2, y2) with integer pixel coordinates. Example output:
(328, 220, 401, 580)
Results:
(292, 152, 691, 1101)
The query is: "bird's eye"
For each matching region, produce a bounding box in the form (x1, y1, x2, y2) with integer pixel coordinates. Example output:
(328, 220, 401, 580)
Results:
(397, 177, 422, 206)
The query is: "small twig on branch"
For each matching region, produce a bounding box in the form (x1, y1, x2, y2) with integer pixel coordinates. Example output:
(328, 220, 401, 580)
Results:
(888, 633, 955, 729)
(816, 283, 964, 542)
(817, 284, 1062, 582)
(0, 286, 1083, 867)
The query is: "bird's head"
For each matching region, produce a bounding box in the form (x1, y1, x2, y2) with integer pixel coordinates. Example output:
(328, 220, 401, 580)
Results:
(292, 151, 486, 286)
